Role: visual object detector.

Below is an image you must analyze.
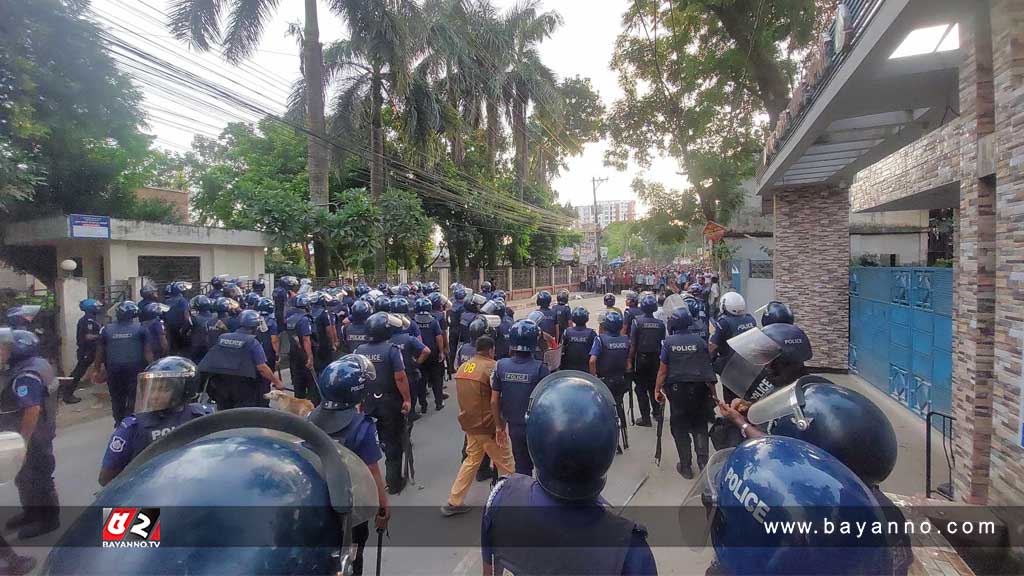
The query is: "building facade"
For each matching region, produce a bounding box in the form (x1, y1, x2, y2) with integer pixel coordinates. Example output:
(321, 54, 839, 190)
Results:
(575, 200, 637, 228)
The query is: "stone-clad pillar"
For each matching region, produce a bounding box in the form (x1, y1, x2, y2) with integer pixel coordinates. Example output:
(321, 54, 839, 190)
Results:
(953, 5, 997, 505)
(772, 185, 850, 371)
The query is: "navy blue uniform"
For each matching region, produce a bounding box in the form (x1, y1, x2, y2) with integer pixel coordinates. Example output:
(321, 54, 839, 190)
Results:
(495, 316, 513, 359)
(660, 332, 715, 470)
(257, 316, 279, 377)
(630, 315, 666, 422)
(535, 308, 557, 339)
(198, 331, 268, 409)
(189, 311, 218, 363)
(711, 312, 757, 403)
(164, 294, 192, 354)
(0, 357, 58, 526)
(69, 313, 102, 389)
(448, 303, 464, 373)
(622, 306, 640, 337)
(390, 331, 427, 409)
(285, 309, 318, 403)
(592, 333, 631, 449)
(561, 326, 596, 372)
(415, 311, 445, 408)
(100, 321, 150, 423)
(142, 318, 167, 359)
(354, 341, 407, 491)
(272, 287, 288, 329)
(482, 474, 656, 575)
(312, 306, 336, 375)
(342, 321, 372, 354)
(101, 404, 214, 474)
(492, 356, 548, 476)
(552, 304, 571, 342)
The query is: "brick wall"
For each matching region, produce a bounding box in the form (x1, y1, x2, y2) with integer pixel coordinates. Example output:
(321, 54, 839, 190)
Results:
(135, 187, 189, 222)
(773, 185, 850, 370)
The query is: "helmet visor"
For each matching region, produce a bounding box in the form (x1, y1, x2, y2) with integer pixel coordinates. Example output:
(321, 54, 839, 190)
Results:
(177, 281, 193, 291)
(333, 443, 380, 525)
(0, 327, 12, 345)
(135, 371, 189, 413)
(728, 328, 783, 366)
(746, 382, 803, 426)
(678, 447, 735, 549)
(719, 331, 782, 399)
(663, 294, 686, 314)
(481, 314, 502, 330)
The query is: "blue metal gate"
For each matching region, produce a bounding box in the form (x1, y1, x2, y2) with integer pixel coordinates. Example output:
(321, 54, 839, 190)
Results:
(849, 267, 953, 417)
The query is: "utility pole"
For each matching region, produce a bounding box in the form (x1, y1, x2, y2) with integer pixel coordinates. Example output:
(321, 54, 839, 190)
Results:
(592, 176, 609, 275)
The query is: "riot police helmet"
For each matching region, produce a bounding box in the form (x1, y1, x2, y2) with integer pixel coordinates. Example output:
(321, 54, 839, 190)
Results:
(427, 292, 444, 310)
(191, 295, 212, 313)
(209, 275, 226, 290)
(603, 293, 616, 308)
(719, 324, 812, 403)
(243, 292, 261, 309)
(720, 291, 746, 316)
(571, 307, 589, 326)
(526, 372, 618, 500)
(762, 301, 794, 326)
(686, 283, 703, 297)
(366, 312, 401, 342)
(237, 310, 261, 332)
(487, 299, 506, 318)
(212, 297, 231, 315)
(135, 356, 199, 414)
(467, 316, 489, 342)
(464, 293, 486, 314)
(6, 305, 41, 327)
(389, 297, 410, 315)
(115, 301, 139, 322)
(0, 329, 39, 364)
(556, 289, 570, 305)
(493, 289, 507, 301)
(292, 293, 313, 311)
(79, 298, 104, 314)
(313, 354, 376, 431)
(536, 291, 552, 308)
(397, 284, 410, 298)
(377, 282, 390, 293)
(667, 307, 692, 334)
(255, 297, 275, 316)
(282, 276, 300, 291)
(222, 283, 243, 301)
(251, 278, 265, 294)
(639, 294, 658, 315)
(481, 281, 493, 294)
(140, 302, 169, 322)
(480, 299, 502, 316)
(139, 284, 159, 301)
(508, 320, 539, 352)
(414, 297, 432, 314)
(624, 290, 638, 306)
(355, 282, 370, 297)
(373, 296, 391, 314)
(349, 300, 372, 323)
(601, 311, 624, 335)
(452, 287, 467, 302)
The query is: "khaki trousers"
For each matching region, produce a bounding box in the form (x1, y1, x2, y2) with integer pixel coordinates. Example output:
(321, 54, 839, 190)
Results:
(448, 432, 515, 506)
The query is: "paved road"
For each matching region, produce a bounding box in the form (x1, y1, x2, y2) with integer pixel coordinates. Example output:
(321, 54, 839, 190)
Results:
(0, 294, 713, 574)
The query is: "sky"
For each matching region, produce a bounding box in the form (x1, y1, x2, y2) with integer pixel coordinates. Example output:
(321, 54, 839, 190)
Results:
(90, 0, 684, 212)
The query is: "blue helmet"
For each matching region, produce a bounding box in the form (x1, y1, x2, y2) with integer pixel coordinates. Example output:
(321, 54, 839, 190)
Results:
(762, 323, 813, 364)
(601, 311, 623, 335)
(355, 282, 369, 297)
(213, 297, 232, 315)
(366, 312, 394, 342)
(314, 355, 375, 420)
(191, 295, 212, 313)
(526, 371, 618, 500)
(624, 290, 639, 306)
(371, 296, 390, 314)
(603, 293, 615, 308)
(162, 281, 185, 298)
(570, 306, 589, 326)
(667, 307, 692, 334)
(762, 300, 795, 326)
(556, 289, 569, 305)
(709, 436, 892, 574)
(255, 297, 275, 315)
(6, 305, 40, 328)
(136, 355, 200, 411)
(486, 299, 506, 318)
(377, 282, 389, 293)
(140, 285, 158, 300)
(44, 409, 378, 575)
(349, 300, 372, 323)
(427, 292, 444, 310)
(79, 298, 103, 314)
(767, 376, 897, 486)
(115, 300, 139, 322)
(452, 287, 467, 301)
(639, 294, 658, 314)
(3, 329, 39, 363)
(209, 275, 225, 290)
(237, 310, 261, 331)
(222, 283, 243, 301)
(493, 289, 507, 301)
(243, 292, 261, 309)
(140, 302, 168, 322)
(397, 284, 410, 298)
(480, 281, 493, 294)
(251, 278, 265, 294)
(389, 297, 410, 315)
(282, 276, 300, 291)
(464, 293, 486, 314)
(414, 297, 432, 313)
(292, 293, 312, 311)
(536, 291, 552, 308)
(508, 320, 539, 352)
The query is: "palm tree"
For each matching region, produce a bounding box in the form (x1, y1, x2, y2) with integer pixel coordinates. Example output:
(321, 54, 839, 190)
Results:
(167, 0, 331, 274)
(501, 0, 561, 198)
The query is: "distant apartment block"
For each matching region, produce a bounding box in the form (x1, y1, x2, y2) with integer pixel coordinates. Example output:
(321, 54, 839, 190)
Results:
(575, 200, 636, 227)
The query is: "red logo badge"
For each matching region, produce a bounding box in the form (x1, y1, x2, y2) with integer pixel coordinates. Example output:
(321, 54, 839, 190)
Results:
(102, 508, 161, 546)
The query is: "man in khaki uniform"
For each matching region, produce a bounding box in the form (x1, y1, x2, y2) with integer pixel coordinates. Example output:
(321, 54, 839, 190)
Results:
(441, 336, 515, 517)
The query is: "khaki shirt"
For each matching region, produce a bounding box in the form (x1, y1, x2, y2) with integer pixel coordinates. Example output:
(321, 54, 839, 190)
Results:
(455, 354, 497, 435)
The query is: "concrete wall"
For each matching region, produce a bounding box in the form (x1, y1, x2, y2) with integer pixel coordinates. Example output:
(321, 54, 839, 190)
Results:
(849, 233, 928, 266)
(0, 267, 39, 291)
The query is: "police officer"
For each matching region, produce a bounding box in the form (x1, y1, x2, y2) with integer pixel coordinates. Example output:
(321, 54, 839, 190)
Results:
(98, 356, 213, 486)
(285, 293, 318, 404)
(389, 313, 430, 419)
(589, 311, 630, 453)
(709, 291, 757, 404)
(137, 284, 159, 309)
(602, 292, 622, 316)
(389, 297, 421, 339)
(459, 292, 487, 343)
(140, 301, 169, 359)
(683, 287, 710, 341)
(491, 320, 548, 476)
(761, 300, 794, 326)
(561, 307, 595, 372)
(272, 276, 293, 329)
(4, 306, 39, 331)
(654, 307, 715, 479)
(199, 310, 284, 410)
(250, 277, 266, 297)
(188, 295, 218, 363)
(206, 275, 226, 299)
(494, 300, 513, 360)
(254, 298, 280, 376)
(533, 291, 559, 341)
(0, 329, 60, 539)
(627, 294, 665, 427)
(552, 289, 572, 342)
(482, 372, 656, 576)
(622, 291, 640, 336)
(448, 286, 466, 377)
(480, 280, 493, 299)
(94, 301, 152, 424)
(373, 295, 391, 315)
(308, 355, 391, 576)
(65, 298, 103, 404)
(342, 300, 373, 354)
(456, 316, 489, 368)
(415, 297, 446, 411)
(215, 296, 240, 334)
(311, 292, 339, 376)
(354, 312, 412, 494)
(243, 291, 261, 311)
(162, 281, 193, 355)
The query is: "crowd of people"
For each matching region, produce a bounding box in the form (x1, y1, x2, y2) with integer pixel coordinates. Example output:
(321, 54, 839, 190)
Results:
(0, 274, 910, 576)
(583, 265, 721, 314)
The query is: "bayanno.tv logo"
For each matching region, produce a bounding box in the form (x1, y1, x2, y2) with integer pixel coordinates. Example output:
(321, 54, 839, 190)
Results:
(101, 507, 161, 548)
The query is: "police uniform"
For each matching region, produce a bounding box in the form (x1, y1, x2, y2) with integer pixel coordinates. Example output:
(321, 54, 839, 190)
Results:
(535, 308, 557, 339)
(0, 357, 59, 528)
(591, 332, 630, 439)
(561, 326, 596, 372)
(622, 305, 640, 336)
(415, 311, 445, 408)
(458, 310, 478, 344)
(343, 321, 372, 355)
(189, 311, 218, 363)
(285, 309, 318, 403)
(312, 305, 336, 375)
(69, 312, 102, 391)
(659, 331, 715, 472)
(448, 301, 464, 373)
(630, 314, 666, 422)
(101, 404, 214, 473)
(354, 340, 407, 492)
(163, 293, 192, 354)
(686, 299, 711, 341)
(455, 341, 477, 369)
(197, 331, 268, 409)
(495, 316, 513, 360)
(491, 356, 548, 476)
(272, 286, 288, 329)
(142, 317, 167, 359)
(100, 321, 150, 423)
(482, 474, 656, 575)
(552, 303, 571, 342)
(256, 316, 278, 374)
(390, 330, 427, 411)
(710, 312, 757, 402)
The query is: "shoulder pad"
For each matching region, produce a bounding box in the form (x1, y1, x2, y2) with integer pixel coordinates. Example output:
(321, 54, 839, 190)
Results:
(190, 403, 215, 416)
(119, 415, 139, 429)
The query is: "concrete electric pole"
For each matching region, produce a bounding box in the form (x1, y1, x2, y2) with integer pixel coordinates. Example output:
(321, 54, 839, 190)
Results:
(592, 176, 609, 275)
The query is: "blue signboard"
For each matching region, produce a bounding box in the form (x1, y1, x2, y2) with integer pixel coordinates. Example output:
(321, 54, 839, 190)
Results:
(69, 214, 111, 239)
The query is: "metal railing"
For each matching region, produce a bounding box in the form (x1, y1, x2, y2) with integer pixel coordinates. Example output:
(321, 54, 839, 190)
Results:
(926, 410, 956, 501)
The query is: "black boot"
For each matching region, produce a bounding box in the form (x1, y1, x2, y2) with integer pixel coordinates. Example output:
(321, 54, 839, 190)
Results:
(635, 416, 653, 427)
(676, 462, 694, 479)
(17, 516, 59, 540)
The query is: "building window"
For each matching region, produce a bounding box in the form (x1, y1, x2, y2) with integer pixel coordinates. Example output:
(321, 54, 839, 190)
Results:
(138, 256, 201, 285)
(749, 260, 773, 279)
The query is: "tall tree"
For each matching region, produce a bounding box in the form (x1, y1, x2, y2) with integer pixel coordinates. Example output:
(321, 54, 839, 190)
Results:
(167, 0, 332, 275)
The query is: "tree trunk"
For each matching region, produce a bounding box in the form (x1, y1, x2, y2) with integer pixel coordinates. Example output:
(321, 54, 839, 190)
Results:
(513, 81, 529, 198)
(303, 0, 331, 277)
(448, 75, 465, 169)
(370, 70, 386, 272)
(485, 95, 500, 179)
(482, 233, 498, 268)
(533, 144, 546, 185)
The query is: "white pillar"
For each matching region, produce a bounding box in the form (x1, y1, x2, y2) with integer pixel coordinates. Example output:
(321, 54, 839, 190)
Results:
(439, 268, 450, 296)
(56, 277, 88, 375)
(399, 269, 409, 283)
(129, 276, 145, 301)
